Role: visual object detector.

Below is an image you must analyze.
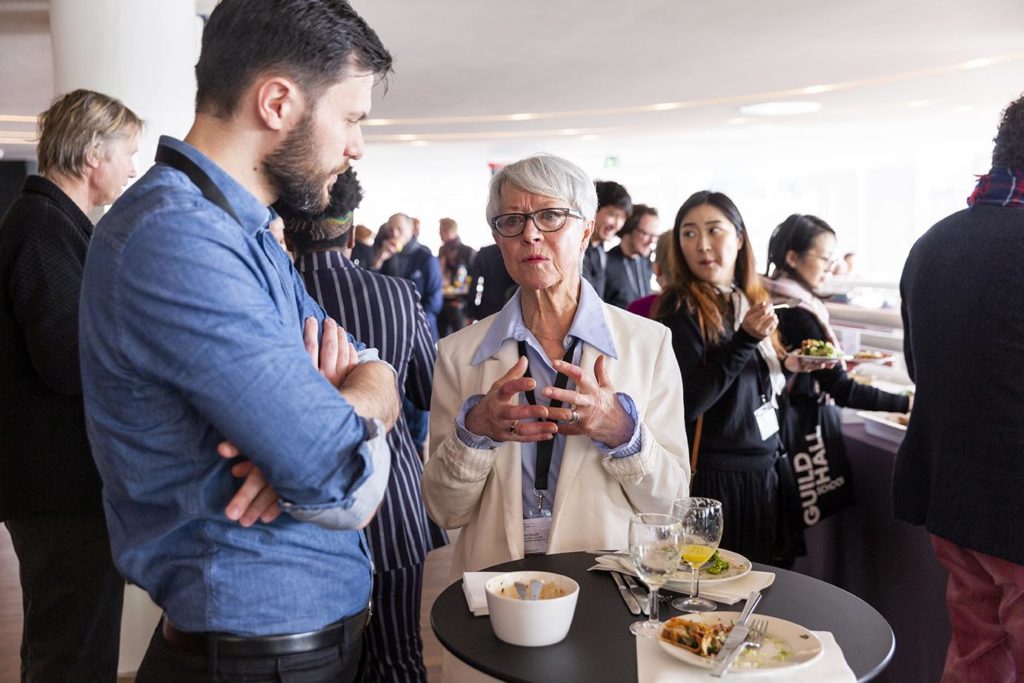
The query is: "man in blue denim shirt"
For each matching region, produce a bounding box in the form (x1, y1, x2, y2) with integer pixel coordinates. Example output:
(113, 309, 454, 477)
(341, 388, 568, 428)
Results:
(78, 2, 396, 680)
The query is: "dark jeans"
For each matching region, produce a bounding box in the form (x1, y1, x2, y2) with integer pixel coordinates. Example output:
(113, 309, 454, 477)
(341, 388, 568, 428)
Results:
(135, 623, 364, 683)
(364, 564, 427, 683)
(5, 515, 124, 683)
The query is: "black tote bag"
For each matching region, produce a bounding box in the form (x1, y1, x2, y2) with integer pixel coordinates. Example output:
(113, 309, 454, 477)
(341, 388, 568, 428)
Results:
(780, 394, 856, 528)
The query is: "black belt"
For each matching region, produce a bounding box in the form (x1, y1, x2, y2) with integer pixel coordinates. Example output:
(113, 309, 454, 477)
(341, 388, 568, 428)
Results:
(160, 607, 369, 658)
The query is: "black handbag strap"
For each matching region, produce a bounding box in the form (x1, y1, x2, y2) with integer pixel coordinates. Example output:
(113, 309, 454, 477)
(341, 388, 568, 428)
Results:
(155, 144, 243, 227)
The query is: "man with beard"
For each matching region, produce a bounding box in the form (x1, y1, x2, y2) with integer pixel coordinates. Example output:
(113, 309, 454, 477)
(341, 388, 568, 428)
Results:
(277, 170, 448, 683)
(581, 180, 632, 298)
(78, 1, 398, 681)
(603, 204, 659, 308)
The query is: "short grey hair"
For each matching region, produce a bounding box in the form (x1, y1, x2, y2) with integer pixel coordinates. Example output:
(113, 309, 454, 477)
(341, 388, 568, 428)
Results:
(486, 154, 598, 224)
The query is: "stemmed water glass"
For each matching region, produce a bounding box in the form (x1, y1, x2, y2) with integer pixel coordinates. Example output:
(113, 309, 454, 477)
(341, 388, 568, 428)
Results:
(628, 512, 683, 638)
(671, 497, 723, 612)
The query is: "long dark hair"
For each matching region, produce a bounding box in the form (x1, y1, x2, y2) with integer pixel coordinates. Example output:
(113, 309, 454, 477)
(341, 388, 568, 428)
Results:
(765, 214, 836, 290)
(653, 191, 773, 348)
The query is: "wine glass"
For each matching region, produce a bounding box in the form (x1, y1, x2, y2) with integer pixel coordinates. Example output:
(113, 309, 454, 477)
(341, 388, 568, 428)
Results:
(671, 497, 723, 612)
(628, 512, 683, 638)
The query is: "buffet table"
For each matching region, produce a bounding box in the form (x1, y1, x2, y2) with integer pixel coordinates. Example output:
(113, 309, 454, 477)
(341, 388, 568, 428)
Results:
(793, 422, 950, 683)
(432, 552, 893, 682)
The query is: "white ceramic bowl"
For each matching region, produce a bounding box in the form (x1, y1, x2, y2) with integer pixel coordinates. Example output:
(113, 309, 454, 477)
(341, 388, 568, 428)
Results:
(484, 571, 580, 647)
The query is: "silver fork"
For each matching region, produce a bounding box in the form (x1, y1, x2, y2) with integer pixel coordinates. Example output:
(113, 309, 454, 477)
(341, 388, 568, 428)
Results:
(748, 619, 768, 651)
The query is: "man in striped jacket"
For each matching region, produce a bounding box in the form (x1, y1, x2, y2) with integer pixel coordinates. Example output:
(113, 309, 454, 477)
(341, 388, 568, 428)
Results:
(277, 170, 448, 682)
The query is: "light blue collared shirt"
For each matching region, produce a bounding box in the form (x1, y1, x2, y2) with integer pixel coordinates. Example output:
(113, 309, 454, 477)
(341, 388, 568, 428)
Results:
(455, 277, 642, 517)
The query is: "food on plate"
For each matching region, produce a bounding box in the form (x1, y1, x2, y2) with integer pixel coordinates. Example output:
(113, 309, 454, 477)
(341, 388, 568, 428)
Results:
(853, 350, 888, 360)
(892, 414, 910, 426)
(799, 339, 843, 358)
(704, 550, 731, 575)
(660, 616, 731, 657)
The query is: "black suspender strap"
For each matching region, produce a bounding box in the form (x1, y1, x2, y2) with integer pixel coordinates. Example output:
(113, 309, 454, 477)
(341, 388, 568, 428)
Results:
(155, 144, 243, 227)
(517, 338, 580, 492)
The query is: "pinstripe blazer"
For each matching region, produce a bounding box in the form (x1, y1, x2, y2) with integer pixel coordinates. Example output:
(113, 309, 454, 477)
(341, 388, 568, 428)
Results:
(296, 251, 448, 571)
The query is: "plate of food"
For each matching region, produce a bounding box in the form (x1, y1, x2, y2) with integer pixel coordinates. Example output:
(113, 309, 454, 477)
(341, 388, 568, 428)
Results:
(857, 411, 909, 444)
(658, 613, 824, 672)
(794, 339, 847, 367)
(849, 350, 895, 364)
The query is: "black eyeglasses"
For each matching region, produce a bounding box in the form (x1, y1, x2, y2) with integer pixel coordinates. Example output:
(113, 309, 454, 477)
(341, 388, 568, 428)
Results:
(489, 208, 583, 237)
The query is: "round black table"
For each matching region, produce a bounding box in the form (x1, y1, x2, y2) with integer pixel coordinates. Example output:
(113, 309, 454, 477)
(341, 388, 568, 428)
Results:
(430, 552, 894, 682)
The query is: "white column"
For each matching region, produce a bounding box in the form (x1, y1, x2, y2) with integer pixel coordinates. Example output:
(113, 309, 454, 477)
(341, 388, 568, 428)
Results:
(47, 1, 203, 671)
(49, 0, 201, 177)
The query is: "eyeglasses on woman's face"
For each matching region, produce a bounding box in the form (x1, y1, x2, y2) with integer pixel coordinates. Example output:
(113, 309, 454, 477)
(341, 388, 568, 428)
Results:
(489, 208, 583, 238)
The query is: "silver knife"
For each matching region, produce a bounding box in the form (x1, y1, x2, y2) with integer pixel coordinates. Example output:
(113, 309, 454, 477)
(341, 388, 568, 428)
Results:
(711, 591, 763, 677)
(610, 571, 642, 615)
(621, 573, 651, 617)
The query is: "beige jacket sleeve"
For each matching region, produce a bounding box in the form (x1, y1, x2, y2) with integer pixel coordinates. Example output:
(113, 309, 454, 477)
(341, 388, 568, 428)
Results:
(598, 323, 690, 511)
(421, 339, 502, 529)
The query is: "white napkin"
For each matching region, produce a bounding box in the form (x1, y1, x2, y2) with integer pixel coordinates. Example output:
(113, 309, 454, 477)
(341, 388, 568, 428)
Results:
(462, 572, 503, 616)
(636, 630, 856, 682)
(589, 557, 776, 604)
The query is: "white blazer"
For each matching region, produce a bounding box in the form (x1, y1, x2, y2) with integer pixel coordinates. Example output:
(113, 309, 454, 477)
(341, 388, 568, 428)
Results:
(422, 303, 691, 577)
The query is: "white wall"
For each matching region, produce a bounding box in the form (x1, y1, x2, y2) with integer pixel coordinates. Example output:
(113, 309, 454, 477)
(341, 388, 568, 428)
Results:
(355, 114, 997, 282)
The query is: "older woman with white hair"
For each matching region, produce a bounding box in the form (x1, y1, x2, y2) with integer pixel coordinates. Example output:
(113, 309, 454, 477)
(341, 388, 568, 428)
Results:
(422, 154, 690, 576)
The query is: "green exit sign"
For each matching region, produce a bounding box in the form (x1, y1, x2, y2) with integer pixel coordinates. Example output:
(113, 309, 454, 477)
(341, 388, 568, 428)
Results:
(604, 156, 619, 168)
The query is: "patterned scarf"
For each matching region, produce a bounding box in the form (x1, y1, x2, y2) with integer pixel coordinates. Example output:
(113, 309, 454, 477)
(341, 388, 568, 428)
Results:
(967, 167, 1024, 208)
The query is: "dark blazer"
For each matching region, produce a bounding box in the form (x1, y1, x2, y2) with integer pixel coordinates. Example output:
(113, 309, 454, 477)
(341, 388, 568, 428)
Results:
(895, 204, 1024, 564)
(777, 307, 910, 413)
(582, 242, 607, 299)
(0, 176, 103, 520)
(466, 244, 517, 320)
(603, 245, 653, 309)
(378, 237, 443, 340)
(295, 251, 447, 570)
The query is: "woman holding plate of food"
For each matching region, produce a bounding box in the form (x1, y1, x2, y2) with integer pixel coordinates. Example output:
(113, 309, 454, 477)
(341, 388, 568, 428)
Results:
(763, 214, 911, 412)
(763, 214, 912, 527)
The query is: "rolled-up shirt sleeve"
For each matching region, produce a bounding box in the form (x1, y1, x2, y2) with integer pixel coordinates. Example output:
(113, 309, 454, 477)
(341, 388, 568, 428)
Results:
(280, 417, 391, 528)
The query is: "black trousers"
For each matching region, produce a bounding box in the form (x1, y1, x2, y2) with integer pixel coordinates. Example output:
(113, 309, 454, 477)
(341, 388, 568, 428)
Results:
(5, 515, 124, 683)
(135, 624, 363, 683)
(363, 564, 427, 683)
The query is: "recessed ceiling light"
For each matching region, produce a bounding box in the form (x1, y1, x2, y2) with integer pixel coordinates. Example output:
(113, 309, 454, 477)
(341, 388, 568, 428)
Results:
(738, 101, 822, 116)
(962, 58, 997, 70)
(508, 113, 536, 121)
(798, 85, 832, 95)
(651, 103, 678, 111)
(410, 140, 429, 146)
(726, 117, 748, 125)
(397, 134, 417, 141)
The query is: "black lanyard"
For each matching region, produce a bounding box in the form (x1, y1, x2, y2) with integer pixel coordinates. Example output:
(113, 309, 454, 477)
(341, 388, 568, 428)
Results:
(155, 144, 243, 227)
(517, 338, 579, 492)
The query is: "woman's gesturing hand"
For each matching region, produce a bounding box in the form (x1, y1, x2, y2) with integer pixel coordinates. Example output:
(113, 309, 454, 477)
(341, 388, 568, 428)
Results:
(741, 301, 778, 340)
(543, 355, 633, 448)
(464, 357, 558, 443)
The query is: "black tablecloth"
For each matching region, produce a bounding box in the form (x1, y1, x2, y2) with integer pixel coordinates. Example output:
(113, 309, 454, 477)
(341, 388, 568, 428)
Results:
(431, 551, 893, 682)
